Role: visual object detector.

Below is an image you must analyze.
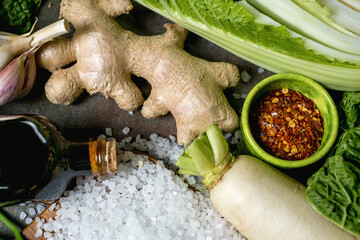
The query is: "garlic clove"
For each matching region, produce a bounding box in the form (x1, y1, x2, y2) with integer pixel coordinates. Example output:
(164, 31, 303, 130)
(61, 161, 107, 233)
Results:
(16, 49, 37, 99)
(0, 53, 27, 105)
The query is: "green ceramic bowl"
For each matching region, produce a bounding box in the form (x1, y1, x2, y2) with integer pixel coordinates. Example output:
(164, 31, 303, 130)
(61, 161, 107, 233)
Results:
(240, 73, 338, 168)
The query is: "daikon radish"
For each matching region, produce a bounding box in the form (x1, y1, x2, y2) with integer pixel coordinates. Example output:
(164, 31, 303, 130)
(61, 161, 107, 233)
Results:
(176, 124, 358, 240)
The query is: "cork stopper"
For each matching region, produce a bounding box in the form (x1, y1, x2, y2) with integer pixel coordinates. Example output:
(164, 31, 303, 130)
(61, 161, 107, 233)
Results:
(89, 135, 117, 177)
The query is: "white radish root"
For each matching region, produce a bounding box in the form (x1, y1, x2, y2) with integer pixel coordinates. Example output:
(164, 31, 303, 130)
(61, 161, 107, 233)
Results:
(210, 155, 358, 240)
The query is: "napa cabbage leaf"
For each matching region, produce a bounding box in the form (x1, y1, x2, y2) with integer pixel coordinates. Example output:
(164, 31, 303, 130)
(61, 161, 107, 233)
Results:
(134, 0, 360, 90)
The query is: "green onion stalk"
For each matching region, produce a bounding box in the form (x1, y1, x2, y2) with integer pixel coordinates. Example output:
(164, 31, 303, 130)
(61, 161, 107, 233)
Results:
(0, 201, 23, 240)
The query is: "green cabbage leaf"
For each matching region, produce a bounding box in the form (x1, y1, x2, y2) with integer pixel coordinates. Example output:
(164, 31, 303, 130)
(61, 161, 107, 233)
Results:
(307, 91, 360, 237)
(306, 155, 360, 237)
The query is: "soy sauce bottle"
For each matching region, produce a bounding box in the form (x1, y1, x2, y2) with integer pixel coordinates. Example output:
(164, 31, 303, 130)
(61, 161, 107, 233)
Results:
(0, 115, 117, 201)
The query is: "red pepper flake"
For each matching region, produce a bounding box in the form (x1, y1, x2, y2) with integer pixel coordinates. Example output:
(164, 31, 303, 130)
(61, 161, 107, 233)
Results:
(251, 88, 324, 160)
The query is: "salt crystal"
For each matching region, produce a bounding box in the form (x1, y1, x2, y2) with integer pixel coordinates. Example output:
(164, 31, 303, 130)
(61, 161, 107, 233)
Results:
(35, 228, 43, 238)
(105, 127, 112, 136)
(95, 195, 103, 202)
(43, 223, 53, 232)
(36, 204, 46, 214)
(20, 212, 26, 220)
(215, 223, 223, 229)
(43, 231, 52, 238)
(132, 142, 147, 151)
(231, 137, 239, 145)
(232, 93, 241, 99)
(187, 177, 196, 185)
(25, 217, 33, 225)
(224, 132, 232, 140)
(241, 70, 251, 83)
(149, 133, 158, 140)
(28, 208, 36, 216)
(122, 127, 131, 135)
(76, 176, 84, 186)
(49, 203, 56, 212)
(128, 111, 134, 115)
(258, 67, 265, 74)
(19, 203, 26, 207)
(169, 135, 176, 142)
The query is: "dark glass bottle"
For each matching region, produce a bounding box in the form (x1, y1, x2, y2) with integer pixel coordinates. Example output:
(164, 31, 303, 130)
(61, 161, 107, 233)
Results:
(0, 115, 117, 201)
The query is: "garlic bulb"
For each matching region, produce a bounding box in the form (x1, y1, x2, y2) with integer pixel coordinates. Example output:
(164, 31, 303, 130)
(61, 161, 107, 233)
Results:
(0, 49, 37, 105)
(0, 19, 70, 105)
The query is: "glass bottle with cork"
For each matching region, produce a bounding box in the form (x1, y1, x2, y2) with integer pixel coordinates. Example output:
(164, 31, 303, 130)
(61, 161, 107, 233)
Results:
(0, 114, 118, 201)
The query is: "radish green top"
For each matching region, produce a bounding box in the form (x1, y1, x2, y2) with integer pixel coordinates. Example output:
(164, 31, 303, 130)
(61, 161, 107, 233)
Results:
(176, 124, 234, 188)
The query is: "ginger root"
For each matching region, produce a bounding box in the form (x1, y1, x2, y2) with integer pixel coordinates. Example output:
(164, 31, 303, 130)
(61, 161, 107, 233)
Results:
(36, 0, 240, 145)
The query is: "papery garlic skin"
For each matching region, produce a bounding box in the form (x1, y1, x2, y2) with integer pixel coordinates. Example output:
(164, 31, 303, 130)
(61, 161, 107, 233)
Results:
(0, 19, 70, 72)
(0, 36, 31, 72)
(0, 54, 26, 105)
(16, 50, 37, 99)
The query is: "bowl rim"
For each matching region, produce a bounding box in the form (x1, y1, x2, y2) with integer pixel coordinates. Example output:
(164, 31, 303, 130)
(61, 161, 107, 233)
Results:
(241, 73, 339, 168)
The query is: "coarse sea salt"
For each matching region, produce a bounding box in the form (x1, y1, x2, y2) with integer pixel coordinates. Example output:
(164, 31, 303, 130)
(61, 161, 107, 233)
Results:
(36, 204, 46, 214)
(35, 134, 245, 240)
(241, 70, 251, 83)
(122, 127, 131, 135)
(232, 93, 241, 100)
(19, 212, 26, 220)
(28, 207, 36, 216)
(258, 67, 265, 74)
(105, 127, 113, 136)
(25, 217, 33, 225)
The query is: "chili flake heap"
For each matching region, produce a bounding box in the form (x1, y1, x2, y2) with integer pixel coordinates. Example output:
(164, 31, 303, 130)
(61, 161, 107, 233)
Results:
(253, 88, 324, 160)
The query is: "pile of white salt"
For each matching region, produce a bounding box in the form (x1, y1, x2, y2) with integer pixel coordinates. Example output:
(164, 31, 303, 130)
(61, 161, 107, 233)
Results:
(35, 134, 245, 240)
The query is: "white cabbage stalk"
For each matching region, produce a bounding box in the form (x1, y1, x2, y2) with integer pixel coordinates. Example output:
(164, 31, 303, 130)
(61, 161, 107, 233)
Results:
(238, 1, 360, 64)
(246, 0, 360, 55)
(339, 0, 360, 12)
(0, 19, 69, 105)
(318, 0, 360, 35)
(291, 0, 358, 37)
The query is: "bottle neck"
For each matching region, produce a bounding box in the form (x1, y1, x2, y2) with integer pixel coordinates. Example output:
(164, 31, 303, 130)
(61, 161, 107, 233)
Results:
(66, 142, 91, 170)
(64, 135, 118, 177)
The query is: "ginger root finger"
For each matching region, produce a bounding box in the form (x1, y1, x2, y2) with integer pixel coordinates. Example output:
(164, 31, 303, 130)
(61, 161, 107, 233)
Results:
(208, 62, 241, 88)
(141, 91, 168, 118)
(107, 79, 144, 111)
(36, 37, 75, 72)
(45, 67, 83, 105)
(96, 0, 133, 17)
